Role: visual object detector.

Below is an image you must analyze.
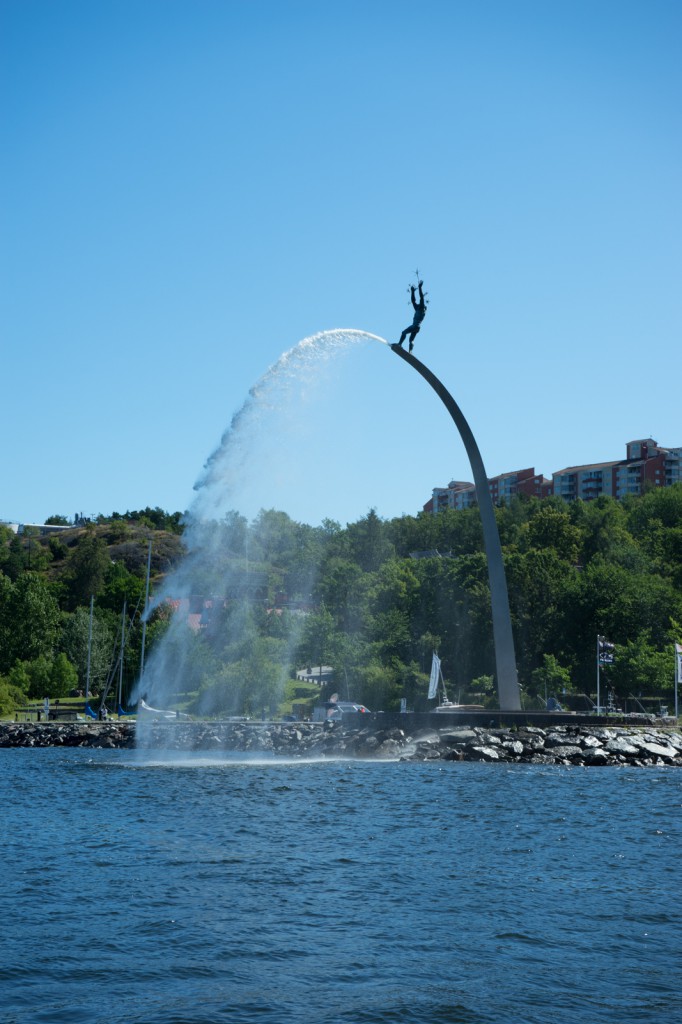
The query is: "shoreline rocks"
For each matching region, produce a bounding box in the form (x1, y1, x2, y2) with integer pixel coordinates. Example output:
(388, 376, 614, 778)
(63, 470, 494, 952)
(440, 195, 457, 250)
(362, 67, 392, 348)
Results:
(1, 720, 681, 766)
(0, 722, 136, 749)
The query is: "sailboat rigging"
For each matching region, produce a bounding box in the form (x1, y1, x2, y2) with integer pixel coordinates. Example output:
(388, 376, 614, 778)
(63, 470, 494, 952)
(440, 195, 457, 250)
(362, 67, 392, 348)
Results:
(428, 652, 484, 713)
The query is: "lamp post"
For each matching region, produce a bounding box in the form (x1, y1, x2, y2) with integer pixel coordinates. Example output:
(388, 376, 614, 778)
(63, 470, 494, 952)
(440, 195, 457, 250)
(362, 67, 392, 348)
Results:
(390, 344, 521, 712)
(596, 635, 601, 714)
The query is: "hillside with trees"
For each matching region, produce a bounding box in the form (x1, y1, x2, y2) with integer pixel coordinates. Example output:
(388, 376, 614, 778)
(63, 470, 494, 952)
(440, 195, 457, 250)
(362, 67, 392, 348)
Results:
(1, 488, 681, 718)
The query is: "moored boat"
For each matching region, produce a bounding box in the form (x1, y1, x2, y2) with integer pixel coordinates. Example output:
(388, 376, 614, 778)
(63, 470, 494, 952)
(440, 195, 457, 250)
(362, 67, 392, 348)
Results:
(428, 652, 485, 712)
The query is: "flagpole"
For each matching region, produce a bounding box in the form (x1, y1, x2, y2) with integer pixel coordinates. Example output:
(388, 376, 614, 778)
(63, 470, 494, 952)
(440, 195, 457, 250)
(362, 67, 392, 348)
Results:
(596, 635, 600, 714)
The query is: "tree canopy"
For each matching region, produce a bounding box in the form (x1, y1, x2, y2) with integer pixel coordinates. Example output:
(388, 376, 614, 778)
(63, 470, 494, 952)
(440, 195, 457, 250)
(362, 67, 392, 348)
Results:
(1, 491, 681, 715)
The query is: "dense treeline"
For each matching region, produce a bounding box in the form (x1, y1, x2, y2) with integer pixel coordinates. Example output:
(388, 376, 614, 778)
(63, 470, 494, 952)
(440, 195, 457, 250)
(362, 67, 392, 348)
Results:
(0, 517, 183, 714)
(1, 486, 681, 716)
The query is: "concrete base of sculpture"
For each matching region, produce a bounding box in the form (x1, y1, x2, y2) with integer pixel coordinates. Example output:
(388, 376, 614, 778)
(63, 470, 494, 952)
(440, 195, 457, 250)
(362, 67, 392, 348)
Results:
(391, 343, 521, 712)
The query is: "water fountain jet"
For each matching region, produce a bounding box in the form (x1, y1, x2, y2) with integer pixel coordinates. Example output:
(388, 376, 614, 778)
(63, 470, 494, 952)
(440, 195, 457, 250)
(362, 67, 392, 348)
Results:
(133, 329, 387, 737)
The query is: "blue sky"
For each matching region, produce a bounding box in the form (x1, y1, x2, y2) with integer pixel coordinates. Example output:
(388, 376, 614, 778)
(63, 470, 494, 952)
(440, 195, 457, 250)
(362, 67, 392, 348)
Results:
(2, 0, 680, 527)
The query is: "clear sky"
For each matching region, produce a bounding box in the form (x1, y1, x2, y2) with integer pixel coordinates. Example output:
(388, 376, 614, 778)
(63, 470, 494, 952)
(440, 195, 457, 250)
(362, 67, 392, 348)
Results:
(2, 0, 680, 528)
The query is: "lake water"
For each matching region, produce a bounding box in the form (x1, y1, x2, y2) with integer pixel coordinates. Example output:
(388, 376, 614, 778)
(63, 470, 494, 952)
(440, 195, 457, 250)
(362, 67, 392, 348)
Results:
(1, 749, 680, 1024)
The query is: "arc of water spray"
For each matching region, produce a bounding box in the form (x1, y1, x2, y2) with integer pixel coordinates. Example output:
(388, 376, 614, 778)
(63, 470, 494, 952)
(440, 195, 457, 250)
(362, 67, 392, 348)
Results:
(194, 329, 388, 502)
(390, 343, 521, 712)
(133, 326, 519, 717)
(132, 329, 390, 711)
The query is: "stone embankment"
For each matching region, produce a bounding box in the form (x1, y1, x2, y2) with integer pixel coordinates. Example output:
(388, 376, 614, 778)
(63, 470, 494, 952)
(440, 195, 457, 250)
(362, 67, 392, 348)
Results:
(0, 722, 136, 749)
(1, 719, 682, 766)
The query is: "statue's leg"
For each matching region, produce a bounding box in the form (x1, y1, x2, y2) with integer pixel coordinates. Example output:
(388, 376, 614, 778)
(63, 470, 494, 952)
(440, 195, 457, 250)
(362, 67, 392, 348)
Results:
(398, 328, 409, 347)
(408, 327, 419, 352)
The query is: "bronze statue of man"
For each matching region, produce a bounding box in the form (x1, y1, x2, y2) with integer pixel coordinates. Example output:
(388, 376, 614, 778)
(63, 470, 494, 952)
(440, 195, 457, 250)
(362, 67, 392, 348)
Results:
(397, 279, 427, 352)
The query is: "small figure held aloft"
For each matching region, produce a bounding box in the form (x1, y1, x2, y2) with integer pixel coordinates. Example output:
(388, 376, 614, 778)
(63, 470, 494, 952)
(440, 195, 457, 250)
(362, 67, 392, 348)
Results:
(398, 279, 427, 352)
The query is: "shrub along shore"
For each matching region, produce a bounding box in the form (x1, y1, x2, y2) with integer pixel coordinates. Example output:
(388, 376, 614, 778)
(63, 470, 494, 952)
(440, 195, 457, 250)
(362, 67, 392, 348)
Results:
(1, 720, 682, 766)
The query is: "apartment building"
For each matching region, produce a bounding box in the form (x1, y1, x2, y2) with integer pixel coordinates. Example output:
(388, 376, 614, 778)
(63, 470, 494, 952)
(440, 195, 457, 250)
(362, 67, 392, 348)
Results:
(426, 439, 681, 513)
(428, 468, 551, 513)
(552, 461, 619, 502)
(555, 439, 682, 502)
(614, 439, 682, 497)
(429, 480, 477, 513)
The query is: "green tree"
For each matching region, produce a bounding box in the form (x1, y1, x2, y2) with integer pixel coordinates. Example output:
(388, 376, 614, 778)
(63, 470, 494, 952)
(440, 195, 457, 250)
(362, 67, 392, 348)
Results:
(65, 529, 111, 607)
(48, 536, 69, 561)
(316, 557, 371, 635)
(346, 509, 394, 571)
(4, 536, 27, 580)
(530, 654, 573, 705)
(325, 632, 369, 701)
(24, 529, 52, 572)
(0, 573, 60, 673)
(192, 636, 288, 717)
(468, 674, 495, 706)
(98, 561, 146, 614)
(612, 639, 673, 704)
(8, 653, 78, 700)
(523, 501, 581, 563)
(372, 608, 411, 662)
(354, 659, 403, 712)
(370, 560, 420, 617)
(505, 549, 576, 681)
(61, 606, 115, 693)
(0, 676, 27, 715)
(298, 606, 336, 674)
(578, 496, 641, 566)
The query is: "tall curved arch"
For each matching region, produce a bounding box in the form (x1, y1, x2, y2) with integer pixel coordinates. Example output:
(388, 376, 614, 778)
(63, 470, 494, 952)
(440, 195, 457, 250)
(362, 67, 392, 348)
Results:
(391, 344, 521, 711)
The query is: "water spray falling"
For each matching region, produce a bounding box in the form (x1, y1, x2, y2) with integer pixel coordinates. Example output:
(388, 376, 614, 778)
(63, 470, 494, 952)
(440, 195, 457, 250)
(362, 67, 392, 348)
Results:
(133, 329, 387, 734)
(193, 329, 388, 519)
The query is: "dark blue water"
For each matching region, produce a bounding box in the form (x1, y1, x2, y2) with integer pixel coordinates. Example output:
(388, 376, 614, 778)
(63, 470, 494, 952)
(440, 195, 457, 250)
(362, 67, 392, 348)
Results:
(1, 750, 680, 1024)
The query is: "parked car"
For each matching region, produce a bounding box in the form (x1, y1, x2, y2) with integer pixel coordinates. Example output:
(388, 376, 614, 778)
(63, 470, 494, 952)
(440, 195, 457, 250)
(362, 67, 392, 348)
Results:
(312, 701, 371, 723)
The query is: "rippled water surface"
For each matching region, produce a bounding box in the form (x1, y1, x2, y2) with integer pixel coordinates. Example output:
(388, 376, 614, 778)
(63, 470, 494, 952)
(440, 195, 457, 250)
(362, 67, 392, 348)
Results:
(1, 749, 680, 1024)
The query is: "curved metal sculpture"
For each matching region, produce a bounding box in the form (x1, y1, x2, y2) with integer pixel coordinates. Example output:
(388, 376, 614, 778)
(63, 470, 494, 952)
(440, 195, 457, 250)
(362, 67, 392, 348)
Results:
(391, 344, 521, 711)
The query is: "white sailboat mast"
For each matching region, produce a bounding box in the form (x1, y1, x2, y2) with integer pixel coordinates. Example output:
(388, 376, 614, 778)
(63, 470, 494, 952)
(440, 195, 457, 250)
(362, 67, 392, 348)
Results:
(139, 541, 152, 680)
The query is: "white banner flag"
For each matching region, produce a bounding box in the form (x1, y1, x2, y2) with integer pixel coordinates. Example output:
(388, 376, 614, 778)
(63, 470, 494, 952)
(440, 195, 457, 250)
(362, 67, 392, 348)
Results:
(428, 652, 441, 700)
(675, 643, 682, 685)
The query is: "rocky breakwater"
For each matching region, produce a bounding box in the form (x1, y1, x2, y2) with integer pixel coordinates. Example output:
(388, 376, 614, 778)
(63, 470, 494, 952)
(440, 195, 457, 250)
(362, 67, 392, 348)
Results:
(401, 722, 682, 766)
(1, 720, 682, 766)
(0, 721, 136, 749)
(139, 720, 682, 765)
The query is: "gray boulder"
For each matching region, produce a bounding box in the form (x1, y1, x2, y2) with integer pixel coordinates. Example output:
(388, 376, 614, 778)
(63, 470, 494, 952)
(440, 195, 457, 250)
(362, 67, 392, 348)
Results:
(548, 745, 584, 760)
(470, 746, 501, 761)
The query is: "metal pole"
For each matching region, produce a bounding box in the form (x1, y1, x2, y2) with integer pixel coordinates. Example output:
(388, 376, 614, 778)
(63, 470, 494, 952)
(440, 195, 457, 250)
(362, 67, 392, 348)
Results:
(596, 635, 601, 714)
(390, 344, 521, 711)
(117, 598, 127, 712)
(85, 595, 94, 700)
(139, 541, 152, 680)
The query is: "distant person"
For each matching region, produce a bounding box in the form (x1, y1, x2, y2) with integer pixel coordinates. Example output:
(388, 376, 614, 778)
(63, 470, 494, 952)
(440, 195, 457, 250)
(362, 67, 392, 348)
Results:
(397, 279, 427, 352)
